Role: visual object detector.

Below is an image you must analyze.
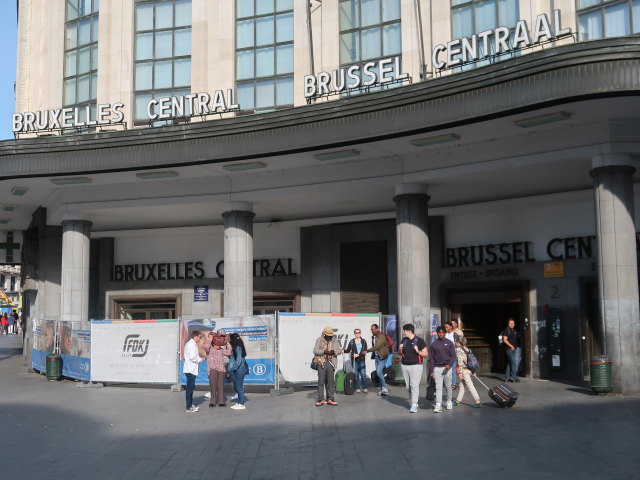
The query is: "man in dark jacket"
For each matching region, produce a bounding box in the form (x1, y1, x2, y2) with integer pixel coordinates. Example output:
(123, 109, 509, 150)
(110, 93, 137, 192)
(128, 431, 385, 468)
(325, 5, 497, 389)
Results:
(428, 326, 455, 413)
(363, 323, 390, 396)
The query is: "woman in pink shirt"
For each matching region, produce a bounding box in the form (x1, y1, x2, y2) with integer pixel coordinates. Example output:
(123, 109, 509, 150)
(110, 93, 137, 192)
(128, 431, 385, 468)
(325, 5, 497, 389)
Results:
(204, 332, 232, 407)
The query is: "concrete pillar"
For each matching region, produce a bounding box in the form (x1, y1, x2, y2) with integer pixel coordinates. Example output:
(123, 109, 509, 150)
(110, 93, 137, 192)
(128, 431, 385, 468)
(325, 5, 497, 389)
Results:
(590, 154, 640, 394)
(394, 184, 430, 338)
(60, 216, 92, 322)
(222, 202, 255, 317)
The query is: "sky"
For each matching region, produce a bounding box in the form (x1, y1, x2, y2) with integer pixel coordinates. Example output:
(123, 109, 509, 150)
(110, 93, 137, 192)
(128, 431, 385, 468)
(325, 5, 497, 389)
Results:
(0, 2, 17, 141)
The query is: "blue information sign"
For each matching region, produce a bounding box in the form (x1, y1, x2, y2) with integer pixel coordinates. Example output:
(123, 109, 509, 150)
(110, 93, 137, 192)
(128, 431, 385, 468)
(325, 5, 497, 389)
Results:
(194, 285, 208, 302)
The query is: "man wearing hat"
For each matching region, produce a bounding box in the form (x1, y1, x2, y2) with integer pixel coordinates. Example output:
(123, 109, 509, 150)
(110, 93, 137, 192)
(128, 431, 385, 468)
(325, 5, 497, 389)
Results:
(312, 326, 343, 406)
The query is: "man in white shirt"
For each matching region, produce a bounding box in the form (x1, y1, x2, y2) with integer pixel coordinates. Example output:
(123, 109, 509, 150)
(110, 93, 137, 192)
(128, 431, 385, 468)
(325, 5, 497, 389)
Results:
(183, 330, 204, 413)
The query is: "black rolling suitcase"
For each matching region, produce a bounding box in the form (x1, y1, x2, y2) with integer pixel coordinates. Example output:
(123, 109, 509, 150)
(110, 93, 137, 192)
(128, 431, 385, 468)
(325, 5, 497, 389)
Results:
(474, 377, 518, 408)
(343, 355, 356, 395)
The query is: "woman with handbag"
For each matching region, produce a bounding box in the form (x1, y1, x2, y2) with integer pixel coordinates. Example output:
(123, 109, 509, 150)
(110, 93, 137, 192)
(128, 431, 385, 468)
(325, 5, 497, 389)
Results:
(344, 329, 368, 393)
(312, 326, 343, 406)
(228, 333, 249, 410)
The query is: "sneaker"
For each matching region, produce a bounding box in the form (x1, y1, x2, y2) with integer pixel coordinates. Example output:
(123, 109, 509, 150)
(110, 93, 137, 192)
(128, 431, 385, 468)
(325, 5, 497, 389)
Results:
(355, 389, 362, 393)
(433, 403, 442, 413)
(218, 403, 226, 407)
(186, 406, 199, 413)
(514, 377, 520, 382)
(471, 402, 482, 408)
(230, 404, 246, 410)
(326, 399, 338, 406)
(409, 404, 418, 413)
(204, 392, 211, 398)
(377, 388, 389, 396)
(315, 400, 325, 407)
(208, 403, 216, 408)
(446, 401, 453, 410)
(362, 389, 369, 393)
(452, 400, 461, 406)
(231, 394, 238, 401)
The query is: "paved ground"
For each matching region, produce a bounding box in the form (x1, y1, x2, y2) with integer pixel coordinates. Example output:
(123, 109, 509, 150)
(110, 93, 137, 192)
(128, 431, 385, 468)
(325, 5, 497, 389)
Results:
(1, 334, 639, 480)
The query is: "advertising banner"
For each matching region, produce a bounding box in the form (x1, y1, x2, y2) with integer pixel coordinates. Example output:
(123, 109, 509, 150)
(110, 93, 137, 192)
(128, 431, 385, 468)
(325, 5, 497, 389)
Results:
(278, 313, 380, 383)
(58, 321, 91, 381)
(32, 318, 56, 372)
(90, 320, 179, 383)
(179, 316, 275, 386)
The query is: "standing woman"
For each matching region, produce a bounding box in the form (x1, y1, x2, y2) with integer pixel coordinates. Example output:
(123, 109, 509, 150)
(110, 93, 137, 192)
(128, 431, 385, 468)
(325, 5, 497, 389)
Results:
(228, 333, 249, 410)
(344, 329, 368, 393)
(204, 332, 232, 407)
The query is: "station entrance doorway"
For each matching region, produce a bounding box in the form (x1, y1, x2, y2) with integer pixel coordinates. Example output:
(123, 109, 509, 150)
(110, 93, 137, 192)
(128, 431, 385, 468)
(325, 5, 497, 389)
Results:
(446, 285, 526, 375)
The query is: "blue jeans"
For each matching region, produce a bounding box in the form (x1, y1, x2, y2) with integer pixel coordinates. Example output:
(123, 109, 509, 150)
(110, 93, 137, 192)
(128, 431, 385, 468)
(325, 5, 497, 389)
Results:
(505, 348, 518, 379)
(354, 360, 367, 389)
(514, 347, 522, 376)
(231, 365, 248, 405)
(452, 359, 457, 385)
(375, 357, 387, 389)
(185, 373, 196, 409)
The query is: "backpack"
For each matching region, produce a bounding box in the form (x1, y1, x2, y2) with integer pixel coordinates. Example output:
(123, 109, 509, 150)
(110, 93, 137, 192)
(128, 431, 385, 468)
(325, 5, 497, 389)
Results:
(383, 333, 394, 354)
(464, 346, 480, 370)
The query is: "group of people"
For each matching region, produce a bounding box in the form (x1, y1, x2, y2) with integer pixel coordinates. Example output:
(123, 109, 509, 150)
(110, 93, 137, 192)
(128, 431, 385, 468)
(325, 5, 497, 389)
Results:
(182, 330, 249, 413)
(0, 310, 20, 336)
(314, 318, 521, 413)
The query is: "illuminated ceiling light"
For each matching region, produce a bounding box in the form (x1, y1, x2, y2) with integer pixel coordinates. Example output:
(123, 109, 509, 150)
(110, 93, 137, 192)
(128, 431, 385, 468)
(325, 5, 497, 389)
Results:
(222, 161, 267, 171)
(136, 170, 179, 180)
(10, 186, 28, 196)
(314, 149, 360, 161)
(2, 205, 16, 212)
(514, 111, 571, 128)
(50, 177, 93, 185)
(410, 133, 460, 146)
(0, 219, 10, 225)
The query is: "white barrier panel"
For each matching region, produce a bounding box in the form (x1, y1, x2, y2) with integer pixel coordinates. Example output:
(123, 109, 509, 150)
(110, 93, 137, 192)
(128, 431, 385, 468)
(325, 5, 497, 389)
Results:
(278, 313, 380, 383)
(91, 319, 179, 383)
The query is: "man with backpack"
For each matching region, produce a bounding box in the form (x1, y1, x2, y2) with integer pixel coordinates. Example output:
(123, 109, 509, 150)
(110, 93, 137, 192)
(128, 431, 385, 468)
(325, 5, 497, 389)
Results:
(363, 323, 391, 396)
(399, 323, 429, 413)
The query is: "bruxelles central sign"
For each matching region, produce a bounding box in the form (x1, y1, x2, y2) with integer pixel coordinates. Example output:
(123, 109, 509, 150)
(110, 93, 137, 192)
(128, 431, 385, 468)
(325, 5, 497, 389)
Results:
(12, 89, 238, 134)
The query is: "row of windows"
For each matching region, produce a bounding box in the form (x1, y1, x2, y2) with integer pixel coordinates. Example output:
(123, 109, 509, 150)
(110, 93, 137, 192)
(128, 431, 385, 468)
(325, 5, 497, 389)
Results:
(65, 0, 640, 123)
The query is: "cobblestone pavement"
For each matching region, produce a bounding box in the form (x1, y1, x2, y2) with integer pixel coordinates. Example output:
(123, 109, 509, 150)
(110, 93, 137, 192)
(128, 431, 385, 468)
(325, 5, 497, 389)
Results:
(1, 337, 638, 480)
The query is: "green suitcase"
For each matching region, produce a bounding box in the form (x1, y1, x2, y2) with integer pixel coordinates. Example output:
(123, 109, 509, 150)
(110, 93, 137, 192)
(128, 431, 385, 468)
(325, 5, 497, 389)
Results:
(335, 370, 346, 393)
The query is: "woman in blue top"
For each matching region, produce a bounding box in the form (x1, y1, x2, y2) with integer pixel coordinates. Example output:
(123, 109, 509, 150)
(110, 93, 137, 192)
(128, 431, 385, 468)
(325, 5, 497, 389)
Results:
(344, 329, 368, 393)
(228, 333, 249, 410)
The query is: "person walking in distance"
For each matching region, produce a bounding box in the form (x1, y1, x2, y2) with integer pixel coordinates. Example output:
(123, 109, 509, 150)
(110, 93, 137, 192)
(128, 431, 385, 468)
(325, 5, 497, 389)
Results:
(312, 327, 343, 406)
(362, 324, 390, 396)
(344, 328, 368, 393)
(399, 324, 429, 413)
(453, 336, 481, 408)
(501, 318, 521, 382)
(429, 326, 456, 413)
(183, 330, 205, 413)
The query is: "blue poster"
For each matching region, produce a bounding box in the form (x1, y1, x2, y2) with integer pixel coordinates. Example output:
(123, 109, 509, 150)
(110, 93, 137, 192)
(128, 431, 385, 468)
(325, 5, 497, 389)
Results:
(194, 285, 208, 302)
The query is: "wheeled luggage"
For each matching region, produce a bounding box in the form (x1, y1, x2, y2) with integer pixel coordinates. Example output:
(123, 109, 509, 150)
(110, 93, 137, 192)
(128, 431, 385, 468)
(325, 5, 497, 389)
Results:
(344, 371, 356, 395)
(474, 377, 518, 408)
(335, 370, 346, 393)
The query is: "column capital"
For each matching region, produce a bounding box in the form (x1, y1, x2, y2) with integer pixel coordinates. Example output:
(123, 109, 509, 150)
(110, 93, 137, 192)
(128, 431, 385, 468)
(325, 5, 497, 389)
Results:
(394, 183, 429, 197)
(223, 201, 253, 214)
(62, 211, 92, 223)
(591, 154, 634, 170)
(589, 165, 636, 179)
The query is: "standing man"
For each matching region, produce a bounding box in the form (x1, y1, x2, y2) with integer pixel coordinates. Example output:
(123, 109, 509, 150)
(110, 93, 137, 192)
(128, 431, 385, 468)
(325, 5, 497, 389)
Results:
(313, 327, 343, 406)
(429, 326, 456, 413)
(183, 330, 205, 413)
(363, 323, 390, 396)
(501, 318, 521, 382)
(399, 324, 429, 413)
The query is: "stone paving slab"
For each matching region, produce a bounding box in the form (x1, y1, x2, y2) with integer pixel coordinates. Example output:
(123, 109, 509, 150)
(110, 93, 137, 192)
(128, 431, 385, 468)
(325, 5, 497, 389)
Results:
(0, 344, 638, 480)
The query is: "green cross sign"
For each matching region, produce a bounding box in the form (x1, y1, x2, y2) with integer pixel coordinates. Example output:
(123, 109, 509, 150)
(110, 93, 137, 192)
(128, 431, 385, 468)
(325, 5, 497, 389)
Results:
(0, 231, 20, 263)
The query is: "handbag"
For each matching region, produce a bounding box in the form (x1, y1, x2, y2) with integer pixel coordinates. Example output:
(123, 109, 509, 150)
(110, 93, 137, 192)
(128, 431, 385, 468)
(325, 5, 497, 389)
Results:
(425, 376, 436, 401)
(310, 357, 319, 370)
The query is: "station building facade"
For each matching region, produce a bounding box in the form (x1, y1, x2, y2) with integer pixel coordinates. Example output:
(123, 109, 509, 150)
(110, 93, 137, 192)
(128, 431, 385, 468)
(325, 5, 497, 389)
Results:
(2, 0, 640, 392)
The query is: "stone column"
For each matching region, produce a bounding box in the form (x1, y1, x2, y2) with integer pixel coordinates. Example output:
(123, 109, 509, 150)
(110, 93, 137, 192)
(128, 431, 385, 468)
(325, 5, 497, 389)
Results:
(394, 184, 430, 338)
(590, 154, 640, 394)
(60, 215, 92, 322)
(222, 202, 255, 317)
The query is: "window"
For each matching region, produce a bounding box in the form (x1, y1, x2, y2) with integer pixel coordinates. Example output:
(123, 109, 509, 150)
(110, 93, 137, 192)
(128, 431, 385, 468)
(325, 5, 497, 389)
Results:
(577, 0, 640, 41)
(339, 0, 402, 92)
(235, 0, 294, 113)
(64, 0, 99, 125)
(134, 0, 192, 124)
(450, 0, 519, 69)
